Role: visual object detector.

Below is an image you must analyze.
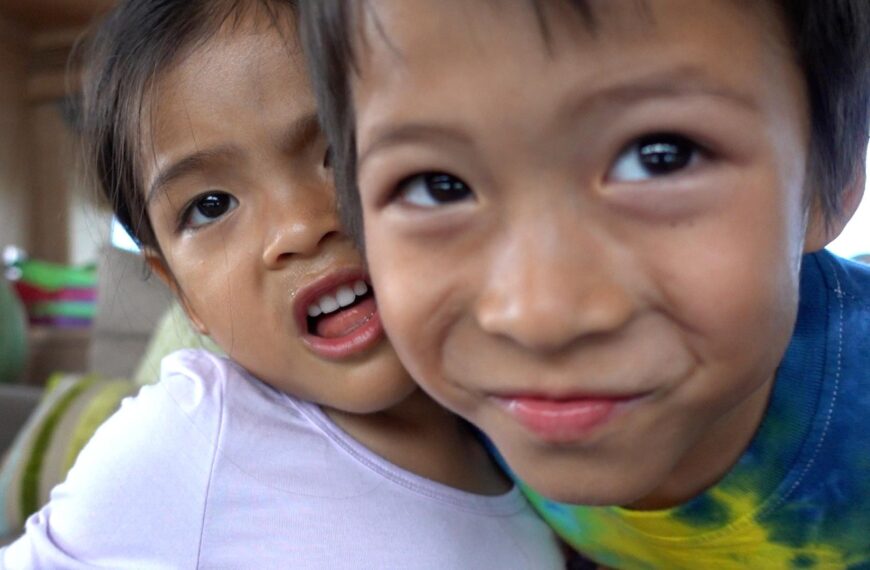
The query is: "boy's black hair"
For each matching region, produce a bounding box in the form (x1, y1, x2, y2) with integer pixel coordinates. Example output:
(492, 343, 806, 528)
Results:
(80, 0, 296, 256)
(301, 0, 870, 246)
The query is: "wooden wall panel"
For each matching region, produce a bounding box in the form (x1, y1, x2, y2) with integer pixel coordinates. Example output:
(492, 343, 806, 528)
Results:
(0, 16, 31, 255)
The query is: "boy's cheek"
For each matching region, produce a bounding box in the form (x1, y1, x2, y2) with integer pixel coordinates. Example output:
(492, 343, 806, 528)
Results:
(365, 229, 467, 389)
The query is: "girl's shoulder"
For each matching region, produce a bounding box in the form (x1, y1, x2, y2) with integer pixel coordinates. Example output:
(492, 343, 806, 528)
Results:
(156, 348, 312, 431)
(153, 348, 240, 432)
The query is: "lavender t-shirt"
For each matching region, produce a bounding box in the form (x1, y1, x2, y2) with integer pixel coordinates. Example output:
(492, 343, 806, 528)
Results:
(2, 350, 562, 569)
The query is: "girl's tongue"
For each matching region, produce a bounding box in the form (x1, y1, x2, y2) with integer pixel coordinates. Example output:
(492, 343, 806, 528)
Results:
(314, 297, 377, 338)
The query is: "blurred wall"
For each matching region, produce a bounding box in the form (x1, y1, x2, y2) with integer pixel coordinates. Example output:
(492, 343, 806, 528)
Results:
(0, 15, 112, 265)
(0, 16, 31, 255)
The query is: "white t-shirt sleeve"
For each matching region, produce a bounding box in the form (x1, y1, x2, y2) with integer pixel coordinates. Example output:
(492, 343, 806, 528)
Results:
(1, 350, 224, 570)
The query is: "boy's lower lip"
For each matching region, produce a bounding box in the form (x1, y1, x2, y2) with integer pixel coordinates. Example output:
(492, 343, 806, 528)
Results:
(301, 301, 384, 360)
(491, 395, 632, 443)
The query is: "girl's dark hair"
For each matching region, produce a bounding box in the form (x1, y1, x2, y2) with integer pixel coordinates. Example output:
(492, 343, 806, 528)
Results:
(81, 0, 296, 255)
(301, 0, 870, 245)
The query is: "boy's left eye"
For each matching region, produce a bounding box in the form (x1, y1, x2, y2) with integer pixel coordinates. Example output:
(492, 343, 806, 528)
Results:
(608, 134, 700, 182)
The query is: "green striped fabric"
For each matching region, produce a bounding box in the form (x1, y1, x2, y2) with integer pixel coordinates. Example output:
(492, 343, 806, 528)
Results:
(0, 374, 138, 534)
(28, 301, 96, 320)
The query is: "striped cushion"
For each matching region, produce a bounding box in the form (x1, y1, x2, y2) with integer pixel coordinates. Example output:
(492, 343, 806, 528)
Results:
(0, 374, 138, 534)
(133, 302, 222, 385)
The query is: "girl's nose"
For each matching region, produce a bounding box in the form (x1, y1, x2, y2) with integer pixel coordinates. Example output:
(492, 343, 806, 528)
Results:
(475, 211, 634, 354)
(262, 187, 341, 268)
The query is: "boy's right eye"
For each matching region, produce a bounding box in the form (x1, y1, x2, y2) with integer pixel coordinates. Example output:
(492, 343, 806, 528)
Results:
(180, 191, 239, 230)
(396, 172, 474, 208)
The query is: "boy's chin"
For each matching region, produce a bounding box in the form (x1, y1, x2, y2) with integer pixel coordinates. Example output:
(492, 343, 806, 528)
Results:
(525, 474, 654, 508)
(495, 441, 668, 508)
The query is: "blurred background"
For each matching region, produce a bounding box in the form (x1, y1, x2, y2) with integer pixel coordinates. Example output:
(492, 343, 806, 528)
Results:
(0, 0, 114, 267)
(0, 0, 186, 388)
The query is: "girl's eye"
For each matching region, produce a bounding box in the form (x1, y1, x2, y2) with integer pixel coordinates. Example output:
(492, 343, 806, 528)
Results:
(182, 192, 239, 229)
(609, 134, 700, 182)
(396, 172, 473, 208)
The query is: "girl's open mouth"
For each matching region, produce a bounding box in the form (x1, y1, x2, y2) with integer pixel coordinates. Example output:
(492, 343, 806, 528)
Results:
(295, 270, 385, 360)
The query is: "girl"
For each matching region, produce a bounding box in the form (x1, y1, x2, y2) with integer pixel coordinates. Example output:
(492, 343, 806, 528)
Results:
(0, 1, 562, 568)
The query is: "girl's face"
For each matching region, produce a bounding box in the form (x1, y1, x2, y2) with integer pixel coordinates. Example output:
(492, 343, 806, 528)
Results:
(141, 13, 416, 413)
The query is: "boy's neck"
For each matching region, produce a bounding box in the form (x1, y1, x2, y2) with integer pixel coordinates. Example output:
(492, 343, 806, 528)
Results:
(626, 374, 776, 510)
(324, 390, 512, 496)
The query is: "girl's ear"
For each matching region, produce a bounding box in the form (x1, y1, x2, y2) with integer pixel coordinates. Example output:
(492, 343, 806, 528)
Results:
(143, 249, 210, 336)
(804, 169, 866, 253)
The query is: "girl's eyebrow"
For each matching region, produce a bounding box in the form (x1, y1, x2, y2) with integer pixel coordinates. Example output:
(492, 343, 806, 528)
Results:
(147, 145, 238, 205)
(146, 111, 323, 205)
(279, 112, 322, 155)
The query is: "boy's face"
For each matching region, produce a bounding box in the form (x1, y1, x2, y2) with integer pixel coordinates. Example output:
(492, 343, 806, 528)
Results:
(351, 0, 831, 507)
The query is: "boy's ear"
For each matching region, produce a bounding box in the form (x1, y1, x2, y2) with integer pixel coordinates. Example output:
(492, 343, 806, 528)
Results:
(143, 249, 210, 336)
(804, 168, 866, 253)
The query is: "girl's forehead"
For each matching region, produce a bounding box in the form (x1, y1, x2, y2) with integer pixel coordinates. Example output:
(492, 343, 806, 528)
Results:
(138, 17, 310, 199)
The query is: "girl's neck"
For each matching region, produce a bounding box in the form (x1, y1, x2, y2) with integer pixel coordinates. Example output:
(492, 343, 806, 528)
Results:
(324, 390, 512, 496)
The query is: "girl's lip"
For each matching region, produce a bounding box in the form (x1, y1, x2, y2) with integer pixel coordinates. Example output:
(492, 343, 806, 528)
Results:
(293, 268, 385, 360)
(490, 394, 642, 444)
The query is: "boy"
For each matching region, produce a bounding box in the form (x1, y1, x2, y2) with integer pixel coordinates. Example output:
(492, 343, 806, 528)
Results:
(301, 1, 870, 568)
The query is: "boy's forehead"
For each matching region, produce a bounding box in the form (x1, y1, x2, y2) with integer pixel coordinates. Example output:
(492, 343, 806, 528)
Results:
(358, 0, 606, 66)
(355, 0, 775, 62)
(353, 0, 789, 105)
(352, 0, 800, 133)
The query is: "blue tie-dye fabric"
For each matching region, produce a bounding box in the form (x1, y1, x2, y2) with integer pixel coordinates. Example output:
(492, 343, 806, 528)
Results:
(519, 251, 870, 569)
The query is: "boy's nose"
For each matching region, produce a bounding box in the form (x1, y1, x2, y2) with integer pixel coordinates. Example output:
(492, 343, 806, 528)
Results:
(475, 216, 634, 353)
(262, 188, 340, 268)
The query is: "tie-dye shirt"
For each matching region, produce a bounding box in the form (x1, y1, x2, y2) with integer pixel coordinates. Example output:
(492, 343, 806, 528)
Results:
(521, 251, 870, 570)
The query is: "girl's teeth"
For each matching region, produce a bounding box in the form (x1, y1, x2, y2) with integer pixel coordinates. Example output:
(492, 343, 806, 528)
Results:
(307, 281, 370, 320)
(318, 294, 340, 314)
(336, 286, 356, 307)
(353, 280, 368, 296)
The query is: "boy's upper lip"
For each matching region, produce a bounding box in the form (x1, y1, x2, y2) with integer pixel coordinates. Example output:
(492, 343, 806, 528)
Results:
(488, 390, 651, 403)
(292, 266, 370, 334)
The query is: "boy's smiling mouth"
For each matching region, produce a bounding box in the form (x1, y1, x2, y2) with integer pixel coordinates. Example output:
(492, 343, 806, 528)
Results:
(295, 270, 384, 360)
(490, 393, 649, 444)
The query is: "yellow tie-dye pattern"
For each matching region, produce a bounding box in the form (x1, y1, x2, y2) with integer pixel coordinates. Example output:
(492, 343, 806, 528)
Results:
(533, 486, 848, 569)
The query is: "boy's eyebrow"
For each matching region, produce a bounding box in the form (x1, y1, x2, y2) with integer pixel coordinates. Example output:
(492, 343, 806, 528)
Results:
(146, 112, 322, 204)
(561, 66, 760, 116)
(357, 66, 758, 168)
(358, 124, 474, 169)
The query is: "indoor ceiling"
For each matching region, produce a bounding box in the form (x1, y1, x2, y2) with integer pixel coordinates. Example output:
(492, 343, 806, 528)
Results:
(0, 0, 115, 32)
